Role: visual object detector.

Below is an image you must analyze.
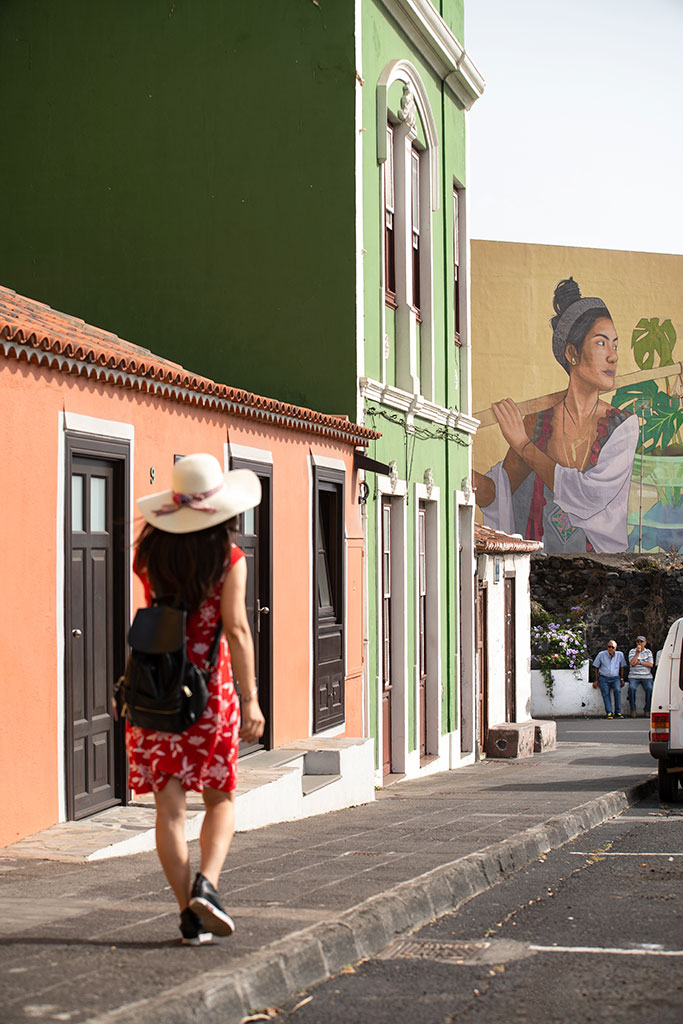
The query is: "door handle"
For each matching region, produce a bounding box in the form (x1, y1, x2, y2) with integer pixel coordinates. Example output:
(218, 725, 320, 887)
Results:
(256, 599, 270, 634)
(72, 628, 83, 638)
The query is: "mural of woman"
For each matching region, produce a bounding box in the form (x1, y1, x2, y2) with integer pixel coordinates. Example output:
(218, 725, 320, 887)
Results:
(474, 278, 639, 553)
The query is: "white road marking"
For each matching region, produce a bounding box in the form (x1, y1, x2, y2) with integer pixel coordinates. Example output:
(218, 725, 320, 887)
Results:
(529, 944, 683, 957)
(569, 851, 680, 857)
(604, 815, 683, 823)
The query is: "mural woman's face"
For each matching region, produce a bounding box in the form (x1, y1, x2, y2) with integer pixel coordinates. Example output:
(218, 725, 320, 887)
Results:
(568, 317, 618, 391)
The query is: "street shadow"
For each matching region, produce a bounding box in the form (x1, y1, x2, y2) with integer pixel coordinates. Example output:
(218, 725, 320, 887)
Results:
(485, 775, 655, 793)
(567, 753, 653, 767)
(0, 936, 177, 949)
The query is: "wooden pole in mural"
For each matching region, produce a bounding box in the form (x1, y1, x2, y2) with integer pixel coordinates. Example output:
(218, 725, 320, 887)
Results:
(473, 362, 683, 428)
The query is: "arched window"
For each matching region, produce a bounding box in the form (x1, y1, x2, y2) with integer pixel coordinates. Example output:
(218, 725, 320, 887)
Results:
(378, 61, 439, 401)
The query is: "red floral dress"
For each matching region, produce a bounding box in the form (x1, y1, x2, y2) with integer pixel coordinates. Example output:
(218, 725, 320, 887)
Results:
(125, 545, 243, 795)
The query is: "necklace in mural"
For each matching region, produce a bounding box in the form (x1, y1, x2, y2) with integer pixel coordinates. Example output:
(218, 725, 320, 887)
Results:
(561, 398, 599, 471)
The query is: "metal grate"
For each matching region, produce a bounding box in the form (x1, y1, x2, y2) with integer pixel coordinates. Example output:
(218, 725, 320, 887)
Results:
(379, 938, 491, 965)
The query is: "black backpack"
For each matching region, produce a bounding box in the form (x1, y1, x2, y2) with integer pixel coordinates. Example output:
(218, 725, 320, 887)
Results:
(115, 601, 222, 733)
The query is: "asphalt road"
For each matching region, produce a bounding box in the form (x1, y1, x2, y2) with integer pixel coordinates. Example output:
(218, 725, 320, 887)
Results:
(278, 794, 683, 1024)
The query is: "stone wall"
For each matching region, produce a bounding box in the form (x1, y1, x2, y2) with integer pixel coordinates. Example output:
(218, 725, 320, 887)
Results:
(530, 553, 683, 660)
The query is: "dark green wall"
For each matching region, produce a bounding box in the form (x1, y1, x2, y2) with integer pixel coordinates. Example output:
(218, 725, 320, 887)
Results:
(0, 0, 357, 414)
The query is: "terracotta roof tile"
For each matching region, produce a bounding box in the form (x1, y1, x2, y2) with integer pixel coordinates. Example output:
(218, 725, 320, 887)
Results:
(474, 522, 543, 554)
(0, 285, 380, 446)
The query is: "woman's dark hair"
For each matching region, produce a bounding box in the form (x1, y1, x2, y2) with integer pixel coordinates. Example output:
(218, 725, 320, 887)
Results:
(551, 277, 612, 373)
(135, 518, 238, 612)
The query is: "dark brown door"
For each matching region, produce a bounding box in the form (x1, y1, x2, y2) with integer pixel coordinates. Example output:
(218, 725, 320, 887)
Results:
(476, 581, 489, 754)
(381, 499, 393, 775)
(504, 575, 516, 722)
(418, 502, 427, 759)
(66, 441, 128, 819)
(313, 467, 345, 732)
(234, 461, 273, 754)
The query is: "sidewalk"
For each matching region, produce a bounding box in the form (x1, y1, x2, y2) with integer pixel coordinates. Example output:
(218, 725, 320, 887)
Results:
(0, 720, 656, 1024)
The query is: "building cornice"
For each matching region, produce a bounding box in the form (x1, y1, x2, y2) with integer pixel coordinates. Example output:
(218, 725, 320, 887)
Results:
(378, 0, 485, 109)
(359, 376, 478, 435)
(1, 338, 379, 449)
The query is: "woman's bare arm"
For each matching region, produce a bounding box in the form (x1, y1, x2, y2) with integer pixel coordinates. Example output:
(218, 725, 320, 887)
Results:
(220, 555, 265, 743)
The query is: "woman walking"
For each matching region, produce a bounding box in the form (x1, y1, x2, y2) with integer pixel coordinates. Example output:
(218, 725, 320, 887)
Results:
(126, 452, 265, 945)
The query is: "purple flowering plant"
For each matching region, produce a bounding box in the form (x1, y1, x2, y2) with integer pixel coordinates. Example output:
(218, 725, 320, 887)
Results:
(531, 602, 589, 698)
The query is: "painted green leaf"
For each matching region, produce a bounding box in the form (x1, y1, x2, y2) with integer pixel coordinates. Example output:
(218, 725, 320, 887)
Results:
(611, 379, 659, 411)
(631, 317, 677, 369)
(614, 382, 683, 453)
(638, 391, 683, 452)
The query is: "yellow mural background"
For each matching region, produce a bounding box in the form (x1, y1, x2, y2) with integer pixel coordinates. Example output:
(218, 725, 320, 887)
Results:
(471, 241, 683, 548)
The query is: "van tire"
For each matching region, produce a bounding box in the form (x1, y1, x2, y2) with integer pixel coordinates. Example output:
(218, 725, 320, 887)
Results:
(658, 759, 679, 803)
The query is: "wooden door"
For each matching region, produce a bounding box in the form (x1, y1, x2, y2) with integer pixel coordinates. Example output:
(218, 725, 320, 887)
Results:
(233, 461, 272, 754)
(66, 444, 127, 819)
(504, 575, 516, 723)
(381, 499, 393, 775)
(476, 581, 489, 754)
(313, 468, 345, 732)
(418, 502, 427, 759)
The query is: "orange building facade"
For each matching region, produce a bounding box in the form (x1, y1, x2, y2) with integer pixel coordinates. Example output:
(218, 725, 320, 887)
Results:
(0, 286, 378, 847)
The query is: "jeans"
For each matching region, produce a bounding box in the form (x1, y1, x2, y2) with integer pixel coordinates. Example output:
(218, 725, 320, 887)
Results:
(628, 676, 653, 714)
(598, 674, 622, 715)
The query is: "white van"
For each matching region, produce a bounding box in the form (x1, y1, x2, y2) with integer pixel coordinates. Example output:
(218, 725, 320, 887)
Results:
(650, 616, 683, 802)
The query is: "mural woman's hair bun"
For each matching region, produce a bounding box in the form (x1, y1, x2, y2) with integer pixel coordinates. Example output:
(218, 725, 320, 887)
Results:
(553, 277, 582, 319)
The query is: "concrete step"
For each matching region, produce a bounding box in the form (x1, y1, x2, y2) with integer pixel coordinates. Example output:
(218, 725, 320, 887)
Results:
(302, 773, 342, 796)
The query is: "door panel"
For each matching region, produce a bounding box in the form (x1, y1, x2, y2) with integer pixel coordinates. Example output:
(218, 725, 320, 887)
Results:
(313, 470, 345, 733)
(476, 582, 489, 754)
(418, 502, 427, 759)
(233, 461, 272, 753)
(66, 439, 128, 821)
(68, 457, 116, 818)
(381, 499, 393, 775)
(504, 576, 516, 723)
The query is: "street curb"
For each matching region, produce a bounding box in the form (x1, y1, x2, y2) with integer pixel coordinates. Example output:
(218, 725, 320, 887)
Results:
(84, 774, 656, 1024)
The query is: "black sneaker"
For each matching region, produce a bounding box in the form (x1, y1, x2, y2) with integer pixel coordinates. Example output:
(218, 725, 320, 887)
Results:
(189, 873, 235, 937)
(179, 907, 213, 946)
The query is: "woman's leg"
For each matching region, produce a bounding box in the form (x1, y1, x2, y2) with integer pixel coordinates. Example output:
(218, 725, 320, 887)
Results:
(154, 776, 191, 910)
(199, 787, 236, 888)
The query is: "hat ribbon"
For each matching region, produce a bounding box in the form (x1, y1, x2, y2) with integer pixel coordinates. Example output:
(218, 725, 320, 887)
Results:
(155, 483, 223, 517)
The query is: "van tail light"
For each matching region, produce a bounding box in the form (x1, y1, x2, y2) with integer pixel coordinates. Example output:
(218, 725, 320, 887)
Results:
(651, 713, 670, 742)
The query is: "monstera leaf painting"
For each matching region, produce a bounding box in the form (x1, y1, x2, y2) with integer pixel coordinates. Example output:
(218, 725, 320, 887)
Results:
(612, 319, 683, 457)
(612, 317, 683, 533)
(612, 379, 683, 455)
(631, 317, 676, 370)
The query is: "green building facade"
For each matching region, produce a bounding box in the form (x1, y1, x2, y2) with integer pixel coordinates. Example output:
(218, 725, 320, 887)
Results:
(0, 0, 484, 779)
(357, 1, 483, 779)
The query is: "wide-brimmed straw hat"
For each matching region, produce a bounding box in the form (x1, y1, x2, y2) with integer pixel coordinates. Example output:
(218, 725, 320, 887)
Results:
(137, 453, 261, 534)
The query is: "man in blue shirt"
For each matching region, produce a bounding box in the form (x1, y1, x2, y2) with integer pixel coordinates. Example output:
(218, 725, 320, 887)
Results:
(592, 640, 627, 719)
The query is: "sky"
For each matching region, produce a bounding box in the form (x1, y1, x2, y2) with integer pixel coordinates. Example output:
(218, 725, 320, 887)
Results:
(464, 0, 683, 255)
